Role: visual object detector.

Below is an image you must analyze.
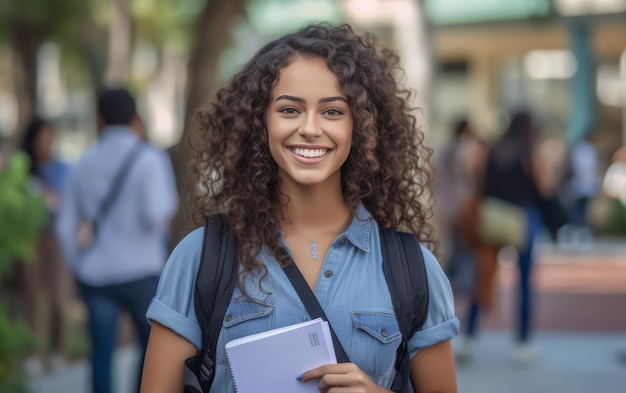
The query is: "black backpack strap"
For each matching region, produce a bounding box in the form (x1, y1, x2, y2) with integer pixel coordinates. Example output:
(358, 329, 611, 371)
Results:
(282, 260, 351, 363)
(380, 228, 429, 393)
(184, 215, 237, 393)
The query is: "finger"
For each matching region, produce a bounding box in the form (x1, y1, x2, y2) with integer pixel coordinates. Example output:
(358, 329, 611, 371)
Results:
(318, 374, 344, 390)
(318, 372, 366, 391)
(298, 363, 355, 382)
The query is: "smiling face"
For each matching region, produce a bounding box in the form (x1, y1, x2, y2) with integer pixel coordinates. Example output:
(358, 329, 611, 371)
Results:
(266, 55, 353, 191)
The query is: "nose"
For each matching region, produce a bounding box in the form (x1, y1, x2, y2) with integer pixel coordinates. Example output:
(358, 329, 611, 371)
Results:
(298, 113, 322, 139)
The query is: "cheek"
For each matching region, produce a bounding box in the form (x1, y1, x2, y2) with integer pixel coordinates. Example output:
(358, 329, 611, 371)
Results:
(265, 114, 283, 141)
(340, 125, 354, 152)
(266, 127, 283, 162)
(268, 143, 281, 162)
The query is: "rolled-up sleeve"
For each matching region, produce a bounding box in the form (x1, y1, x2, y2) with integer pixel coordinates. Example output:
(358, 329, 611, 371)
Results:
(407, 245, 460, 359)
(146, 227, 204, 350)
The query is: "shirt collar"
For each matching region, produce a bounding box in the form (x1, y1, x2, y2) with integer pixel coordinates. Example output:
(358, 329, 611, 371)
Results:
(100, 125, 136, 141)
(274, 203, 374, 253)
(343, 203, 373, 253)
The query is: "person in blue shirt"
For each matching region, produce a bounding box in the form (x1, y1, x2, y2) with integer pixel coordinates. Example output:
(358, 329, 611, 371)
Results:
(56, 88, 178, 393)
(141, 24, 459, 393)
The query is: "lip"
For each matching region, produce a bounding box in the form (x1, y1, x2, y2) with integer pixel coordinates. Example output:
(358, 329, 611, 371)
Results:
(288, 145, 331, 164)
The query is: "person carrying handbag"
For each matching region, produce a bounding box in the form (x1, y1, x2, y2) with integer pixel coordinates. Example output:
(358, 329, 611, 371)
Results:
(457, 111, 568, 365)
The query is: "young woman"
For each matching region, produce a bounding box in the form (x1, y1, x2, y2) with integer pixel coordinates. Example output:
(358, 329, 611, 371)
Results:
(19, 117, 73, 372)
(141, 24, 459, 393)
(458, 112, 567, 364)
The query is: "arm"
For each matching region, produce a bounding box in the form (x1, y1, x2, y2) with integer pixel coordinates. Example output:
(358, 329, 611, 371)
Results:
(141, 228, 206, 392)
(406, 246, 460, 393)
(140, 322, 197, 393)
(139, 149, 178, 231)
(410, 340, 457, 393)
(54, 165, 81, 271)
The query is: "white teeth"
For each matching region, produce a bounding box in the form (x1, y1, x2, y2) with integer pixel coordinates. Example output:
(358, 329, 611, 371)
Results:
(293, 148, 328, 158)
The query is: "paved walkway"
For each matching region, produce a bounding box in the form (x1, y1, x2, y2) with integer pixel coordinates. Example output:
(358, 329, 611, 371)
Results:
(29, 331, 626, 393)
(453, 331, 626, 393)
(29, 345, 141, 393)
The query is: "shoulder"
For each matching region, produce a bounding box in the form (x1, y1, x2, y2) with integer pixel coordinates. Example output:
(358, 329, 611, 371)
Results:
(67, 147, 96, 179)
(405, 243, 459, 354)
(419, 245, 446, 284)
(136, 144, 173, 169)
(49, 159, 70, 171)
(421, 245, 457, 302)
(164, 226, 205, 273)
(412, 243, 454, 307)
(153, 226, 205, 311)
(73, 142, 102, 168)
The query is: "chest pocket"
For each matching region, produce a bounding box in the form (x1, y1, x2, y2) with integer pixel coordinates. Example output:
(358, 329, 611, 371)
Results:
(349, 311, 401, 383)
(216, 295, 275, 365)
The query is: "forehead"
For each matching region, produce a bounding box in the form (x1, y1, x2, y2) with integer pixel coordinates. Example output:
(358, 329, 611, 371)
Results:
(272, 56, 344, 96)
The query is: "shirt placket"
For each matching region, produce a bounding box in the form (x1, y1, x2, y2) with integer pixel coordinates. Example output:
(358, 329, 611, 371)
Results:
(313, 235, 348, 305)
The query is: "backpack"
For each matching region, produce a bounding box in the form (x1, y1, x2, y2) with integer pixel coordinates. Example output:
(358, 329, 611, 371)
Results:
(183, 215, 429, 393)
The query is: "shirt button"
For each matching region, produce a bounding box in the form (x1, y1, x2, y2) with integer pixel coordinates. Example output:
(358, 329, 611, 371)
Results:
(381, 329, 388, 338)
(224, 314, 232, 322)
(324, 270, 333, 278)
(338, 237, 346, 245)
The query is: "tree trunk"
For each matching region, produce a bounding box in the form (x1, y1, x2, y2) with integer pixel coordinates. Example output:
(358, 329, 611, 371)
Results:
(168, 0, 246, 250)
(9, 26, 40, 150)
(105, 0, 132, 86)
(184, 0, 246, 123)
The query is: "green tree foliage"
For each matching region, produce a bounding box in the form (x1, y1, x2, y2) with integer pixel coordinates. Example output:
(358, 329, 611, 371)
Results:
(0, 151, 47, 276)
(0, 0, 86, 145)
(133, 0, 205, 47)
(0, 151, 46, 392)
(0, 0, 84, 40)
(0, 303, 33, 393)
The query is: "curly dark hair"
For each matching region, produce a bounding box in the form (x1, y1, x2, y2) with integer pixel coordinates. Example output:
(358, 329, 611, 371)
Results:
(186, 23, 437, 278)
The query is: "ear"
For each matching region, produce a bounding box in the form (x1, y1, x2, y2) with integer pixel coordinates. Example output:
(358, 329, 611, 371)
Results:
(130, 115, 146, 140)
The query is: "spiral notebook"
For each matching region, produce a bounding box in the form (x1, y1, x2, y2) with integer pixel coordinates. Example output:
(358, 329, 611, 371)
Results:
(224, 318, 337, 393)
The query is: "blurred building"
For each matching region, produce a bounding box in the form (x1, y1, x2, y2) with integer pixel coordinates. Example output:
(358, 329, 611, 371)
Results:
(255, 0, 626, 164)
(423, 0, 626, 156)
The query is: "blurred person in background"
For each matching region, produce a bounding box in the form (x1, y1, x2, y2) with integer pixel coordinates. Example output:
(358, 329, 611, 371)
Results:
(560, 130, 601, 250)
(56, 88, 178, 393)
(433, 117, 487, 296)
(457, 111, 568, 365)
(599, 145, 626, 234)
(18, 116, 73, 375)
(129, 114, 174, 250)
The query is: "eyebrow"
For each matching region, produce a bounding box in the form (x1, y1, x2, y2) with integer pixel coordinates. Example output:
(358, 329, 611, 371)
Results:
(275, 95, 349, 104)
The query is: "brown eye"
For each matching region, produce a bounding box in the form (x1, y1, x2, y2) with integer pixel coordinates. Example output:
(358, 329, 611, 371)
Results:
(279, 107, 300, 115)
(323, 109, 343, 117)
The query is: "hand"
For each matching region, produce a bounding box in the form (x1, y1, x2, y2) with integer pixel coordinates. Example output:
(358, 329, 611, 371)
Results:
(298, 363, 391, 393)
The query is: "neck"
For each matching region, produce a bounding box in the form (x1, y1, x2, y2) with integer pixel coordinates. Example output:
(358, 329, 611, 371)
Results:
(277, 181, 351, 235)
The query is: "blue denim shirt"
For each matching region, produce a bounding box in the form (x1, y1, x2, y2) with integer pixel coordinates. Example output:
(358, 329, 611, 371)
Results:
(55, 126, 178, 286)
(147, 206, 459, 391)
